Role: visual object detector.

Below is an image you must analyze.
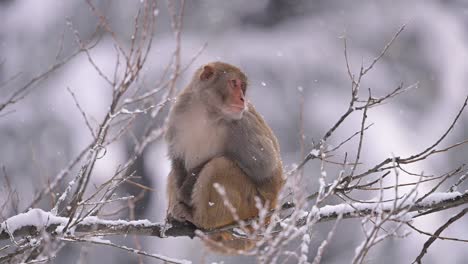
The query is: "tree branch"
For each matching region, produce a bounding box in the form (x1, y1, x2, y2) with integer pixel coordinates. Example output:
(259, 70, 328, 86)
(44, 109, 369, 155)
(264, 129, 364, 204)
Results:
(2, 191, 466, 241)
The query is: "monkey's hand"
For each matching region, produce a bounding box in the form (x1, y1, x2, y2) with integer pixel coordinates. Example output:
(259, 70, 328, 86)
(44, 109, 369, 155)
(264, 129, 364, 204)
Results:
(167, 201, 194, 223)
(175, 162, 207, 206)
(176, 174, 198, 206)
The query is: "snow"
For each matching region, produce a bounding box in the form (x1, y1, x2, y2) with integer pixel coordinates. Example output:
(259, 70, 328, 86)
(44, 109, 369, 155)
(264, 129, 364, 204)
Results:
(309, 149, 320, 157)
(1, 208, 65, 234)
(80, 216, 153, 227)
(301, 233, 311, 253)
(0, 208, 154, 235)
(86, 236, 112, 244)
(159, 222, 172, 238)
(308, 191, 464, 219)
(418, 191, 463, 206)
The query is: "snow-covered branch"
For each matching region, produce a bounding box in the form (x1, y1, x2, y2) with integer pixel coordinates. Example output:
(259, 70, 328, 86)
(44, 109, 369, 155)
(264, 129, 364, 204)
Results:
(2, 191, 466, 242)
(296, 191, 468, 225)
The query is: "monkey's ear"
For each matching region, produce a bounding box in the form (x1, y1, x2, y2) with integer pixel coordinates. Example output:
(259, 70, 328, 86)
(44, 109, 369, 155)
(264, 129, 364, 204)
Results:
(200, 65, 215, 81)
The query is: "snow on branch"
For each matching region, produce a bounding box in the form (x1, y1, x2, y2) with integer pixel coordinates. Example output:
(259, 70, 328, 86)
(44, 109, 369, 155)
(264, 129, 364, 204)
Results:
(2, 191, 466, 241)
(297, 191, 468, 225)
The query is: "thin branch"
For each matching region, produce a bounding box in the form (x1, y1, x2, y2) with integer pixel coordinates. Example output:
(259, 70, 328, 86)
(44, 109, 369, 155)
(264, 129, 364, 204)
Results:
(61, 237, 189, 264)
(67, 87, 97, 139)
(412, 208, 468, 264)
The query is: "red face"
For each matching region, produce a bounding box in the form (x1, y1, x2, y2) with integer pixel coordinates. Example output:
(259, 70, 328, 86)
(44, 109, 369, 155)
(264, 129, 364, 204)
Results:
(225, 78, 247, 118)
(199, 63, 248, 120)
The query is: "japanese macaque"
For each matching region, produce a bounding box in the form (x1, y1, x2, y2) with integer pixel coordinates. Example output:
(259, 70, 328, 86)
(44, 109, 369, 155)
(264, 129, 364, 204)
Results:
(165, 61, 284, 252)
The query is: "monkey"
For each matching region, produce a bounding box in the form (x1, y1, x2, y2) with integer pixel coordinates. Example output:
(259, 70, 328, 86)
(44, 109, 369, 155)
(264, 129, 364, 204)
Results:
(165, 61, 284, 252)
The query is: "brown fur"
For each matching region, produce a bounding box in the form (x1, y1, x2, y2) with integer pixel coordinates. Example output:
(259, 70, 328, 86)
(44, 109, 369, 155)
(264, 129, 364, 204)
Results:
(165, 62, 284, 253)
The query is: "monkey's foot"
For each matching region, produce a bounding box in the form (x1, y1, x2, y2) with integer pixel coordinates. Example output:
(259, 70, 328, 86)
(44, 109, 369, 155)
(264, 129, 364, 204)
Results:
(167, 202, 194, 223)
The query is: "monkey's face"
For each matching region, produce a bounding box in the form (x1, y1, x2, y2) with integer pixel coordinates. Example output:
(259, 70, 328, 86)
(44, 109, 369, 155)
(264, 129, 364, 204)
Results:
(198, 63, 248, 120)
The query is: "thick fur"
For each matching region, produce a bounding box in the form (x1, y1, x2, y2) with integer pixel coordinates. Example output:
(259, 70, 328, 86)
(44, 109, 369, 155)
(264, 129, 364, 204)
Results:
(165, 62, 283, 252)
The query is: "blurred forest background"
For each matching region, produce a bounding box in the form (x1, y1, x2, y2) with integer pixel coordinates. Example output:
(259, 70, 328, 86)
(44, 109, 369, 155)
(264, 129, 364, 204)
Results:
(1, 0, 468, 263)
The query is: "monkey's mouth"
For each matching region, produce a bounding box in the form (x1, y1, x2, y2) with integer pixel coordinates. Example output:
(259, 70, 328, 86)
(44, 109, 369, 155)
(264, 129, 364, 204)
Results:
(223, 104, 245, 120)
(228, 104, 246, 115)
(229, 104, 246, 111)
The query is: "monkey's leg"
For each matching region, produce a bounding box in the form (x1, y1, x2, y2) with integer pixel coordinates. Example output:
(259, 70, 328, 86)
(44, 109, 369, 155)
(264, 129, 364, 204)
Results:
(166, 169, 193, 222)
(191, 157, 260, 229)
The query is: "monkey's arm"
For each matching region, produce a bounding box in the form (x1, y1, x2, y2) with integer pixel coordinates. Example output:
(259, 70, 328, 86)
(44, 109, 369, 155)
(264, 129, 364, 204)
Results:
(226, 106, 283, 185)
(166, 169, 192, 222)
(169, 158, 187, 187)
(166, 158, 194, 222)
(177, 161, 210, 206)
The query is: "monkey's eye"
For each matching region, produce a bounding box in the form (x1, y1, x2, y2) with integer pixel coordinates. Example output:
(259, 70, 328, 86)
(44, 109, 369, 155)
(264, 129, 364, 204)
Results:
(241, 82, 247, 93)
